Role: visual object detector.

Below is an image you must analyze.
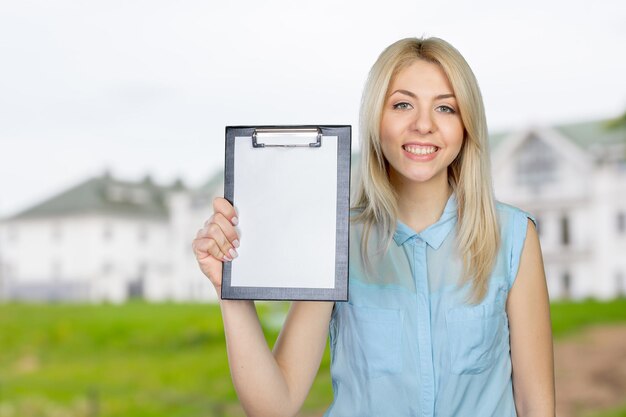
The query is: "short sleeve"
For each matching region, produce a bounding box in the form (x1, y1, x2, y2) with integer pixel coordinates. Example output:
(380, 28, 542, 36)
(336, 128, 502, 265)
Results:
(508, 210, 536, 289)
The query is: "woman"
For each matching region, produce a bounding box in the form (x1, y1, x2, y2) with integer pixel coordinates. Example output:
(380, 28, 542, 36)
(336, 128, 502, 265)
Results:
(192, 37, 555, 417)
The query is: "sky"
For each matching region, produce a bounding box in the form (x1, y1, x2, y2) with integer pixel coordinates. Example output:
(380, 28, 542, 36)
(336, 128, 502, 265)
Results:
(1, 0, 625, 217)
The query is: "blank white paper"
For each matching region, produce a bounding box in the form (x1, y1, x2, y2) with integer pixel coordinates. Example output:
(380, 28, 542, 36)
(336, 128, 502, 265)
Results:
(231, 135, 338, 289)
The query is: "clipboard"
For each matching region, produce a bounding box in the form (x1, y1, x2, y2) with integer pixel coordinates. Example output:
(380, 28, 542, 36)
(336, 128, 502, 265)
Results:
(221, 125, 351, 301)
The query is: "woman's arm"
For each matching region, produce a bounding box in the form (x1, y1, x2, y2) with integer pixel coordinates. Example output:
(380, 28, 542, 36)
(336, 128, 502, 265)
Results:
(507, 219, 555, 417)
(222, 300, 333, 417)
(192, 197, 332, 417)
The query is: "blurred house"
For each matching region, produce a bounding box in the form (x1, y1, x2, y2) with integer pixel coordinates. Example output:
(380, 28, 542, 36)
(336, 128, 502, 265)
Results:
(492, 119, 626, 300)
(0, 172, 220, 302)
(0, 118, 624, 302)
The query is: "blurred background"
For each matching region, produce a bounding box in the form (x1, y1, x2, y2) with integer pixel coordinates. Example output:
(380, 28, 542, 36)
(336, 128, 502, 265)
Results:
(1, 1, 625, 416)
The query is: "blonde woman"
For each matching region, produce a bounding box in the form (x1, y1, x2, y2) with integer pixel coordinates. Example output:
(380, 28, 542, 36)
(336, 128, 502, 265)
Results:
(192, 37, 555, 417)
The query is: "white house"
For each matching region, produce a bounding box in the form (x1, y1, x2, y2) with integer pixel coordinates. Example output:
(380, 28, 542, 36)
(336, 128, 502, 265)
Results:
(491, 119, 626, 300)
(0, 173, 218, 302)
(1, 117, 624, 302)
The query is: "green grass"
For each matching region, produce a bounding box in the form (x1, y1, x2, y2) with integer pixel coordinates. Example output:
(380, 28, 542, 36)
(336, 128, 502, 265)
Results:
(550, 298, 626, 339)
(0, 302, 331, 417)
(0, 298, 625, 417)
(587, 405, 626, 417)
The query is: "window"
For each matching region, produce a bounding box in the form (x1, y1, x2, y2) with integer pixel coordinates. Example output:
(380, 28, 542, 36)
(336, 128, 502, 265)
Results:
(102, 262, 113, 275)
(126, 263, 149, 299)
(560, 215, 570, 246)
(617, 212, 626, 234)
(107, 185, 152, 205)
(515, 135, 558, 191)
(130, 189, 151, 205)
(107, 186, 126, 202)
(562, 271, 571, 298)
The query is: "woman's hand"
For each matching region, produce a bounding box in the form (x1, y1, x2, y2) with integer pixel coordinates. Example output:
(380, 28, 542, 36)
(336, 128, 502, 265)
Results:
(192, 197, 240, 297)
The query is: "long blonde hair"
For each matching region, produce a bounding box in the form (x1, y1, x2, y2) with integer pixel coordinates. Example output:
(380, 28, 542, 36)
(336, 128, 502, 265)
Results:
(353, 37, 500, 303)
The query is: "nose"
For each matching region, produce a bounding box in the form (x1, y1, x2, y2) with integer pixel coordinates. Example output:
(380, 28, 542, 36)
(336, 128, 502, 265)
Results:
(413, 106, 434, 134)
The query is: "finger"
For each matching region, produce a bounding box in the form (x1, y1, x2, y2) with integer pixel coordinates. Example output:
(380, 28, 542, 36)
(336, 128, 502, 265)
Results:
(213, 197, 238, 226)
(212, 212, 239, 247)
(196, 224, 213, 239)
(207, 222, 238, 260)
(197, 215, 238, 243)
(192, 237, 228, 262)
(195, 217, 238, 260)
(203, 214, 215, 228)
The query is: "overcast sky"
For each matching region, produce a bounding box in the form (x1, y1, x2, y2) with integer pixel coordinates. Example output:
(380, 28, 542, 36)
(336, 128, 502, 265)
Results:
(1, 0, 625, 217)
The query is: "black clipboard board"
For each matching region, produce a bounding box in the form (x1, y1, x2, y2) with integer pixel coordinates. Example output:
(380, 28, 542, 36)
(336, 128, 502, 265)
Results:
(221, 125, 351, 301)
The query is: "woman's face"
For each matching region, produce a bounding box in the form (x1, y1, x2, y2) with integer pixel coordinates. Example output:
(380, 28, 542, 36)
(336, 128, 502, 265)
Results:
(379, 59, 464, 189)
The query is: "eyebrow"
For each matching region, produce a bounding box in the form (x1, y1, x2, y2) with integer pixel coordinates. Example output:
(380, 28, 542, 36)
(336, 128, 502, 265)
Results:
(390, 89, 456, 100)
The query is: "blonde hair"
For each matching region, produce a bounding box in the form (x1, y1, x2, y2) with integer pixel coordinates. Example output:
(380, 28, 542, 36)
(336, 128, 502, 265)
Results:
(353, 37, 500, 303)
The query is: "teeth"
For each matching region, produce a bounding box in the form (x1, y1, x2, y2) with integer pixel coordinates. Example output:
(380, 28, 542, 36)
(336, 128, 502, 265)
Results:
(403, 145, 438, 155)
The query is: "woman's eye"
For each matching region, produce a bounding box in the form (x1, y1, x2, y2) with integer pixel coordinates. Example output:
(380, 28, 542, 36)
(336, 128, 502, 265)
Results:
(436, 105, 456, 114)
(393, 102, 413, 110)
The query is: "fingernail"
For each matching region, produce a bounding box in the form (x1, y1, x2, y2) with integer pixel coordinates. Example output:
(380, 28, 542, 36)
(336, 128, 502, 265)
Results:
(232, 239, 240, 248)
(231, 217, 239, 226)
(229, 248, 238, 259)
(223, 256, 232, 262)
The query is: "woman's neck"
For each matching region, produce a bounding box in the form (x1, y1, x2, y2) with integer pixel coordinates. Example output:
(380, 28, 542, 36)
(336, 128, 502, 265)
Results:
(391, 172, 452, 233)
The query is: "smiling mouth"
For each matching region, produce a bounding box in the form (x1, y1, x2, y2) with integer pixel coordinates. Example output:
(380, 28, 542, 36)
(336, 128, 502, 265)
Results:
(402, 144, 439, 155)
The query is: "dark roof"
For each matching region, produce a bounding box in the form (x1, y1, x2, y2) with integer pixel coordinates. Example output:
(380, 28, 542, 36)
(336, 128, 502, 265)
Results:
(9, 174, 182, 220)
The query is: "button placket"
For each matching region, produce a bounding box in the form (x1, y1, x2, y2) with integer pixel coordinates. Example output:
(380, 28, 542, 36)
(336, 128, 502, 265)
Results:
(413, 237, 435, 417)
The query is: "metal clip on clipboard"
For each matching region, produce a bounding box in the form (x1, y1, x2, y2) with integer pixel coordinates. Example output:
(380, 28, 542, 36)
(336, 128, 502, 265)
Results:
(252, 127, 322, 148)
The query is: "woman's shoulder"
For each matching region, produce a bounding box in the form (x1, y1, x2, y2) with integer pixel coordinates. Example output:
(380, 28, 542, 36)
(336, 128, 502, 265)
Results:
(494, 201, 536, 227)
(494, 201, 537, 287)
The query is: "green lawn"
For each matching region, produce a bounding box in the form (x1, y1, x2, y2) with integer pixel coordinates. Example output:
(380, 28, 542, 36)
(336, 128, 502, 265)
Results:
(0, 298, 625, 417)
(0, 302, 329, 417)
(550, 298, 626, 338)
(589, 407, 626, 417)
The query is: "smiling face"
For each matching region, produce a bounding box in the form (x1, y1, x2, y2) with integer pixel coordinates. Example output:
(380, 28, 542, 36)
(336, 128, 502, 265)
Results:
(380, 59, 464, 190)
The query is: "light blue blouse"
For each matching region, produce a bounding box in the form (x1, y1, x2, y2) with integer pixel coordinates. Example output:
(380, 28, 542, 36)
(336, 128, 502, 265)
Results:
(325, 195, 533, 417)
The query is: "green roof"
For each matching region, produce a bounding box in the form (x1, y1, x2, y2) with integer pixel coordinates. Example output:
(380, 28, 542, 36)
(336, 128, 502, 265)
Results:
(555, 119, 626, 149)
(489, 117, 626, 150)
(9, 174, 181, 220)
